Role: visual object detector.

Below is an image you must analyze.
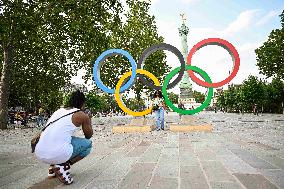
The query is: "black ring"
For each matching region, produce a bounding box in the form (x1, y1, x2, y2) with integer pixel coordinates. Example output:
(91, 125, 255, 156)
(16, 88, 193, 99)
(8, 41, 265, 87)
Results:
(137, 43, 185, 91)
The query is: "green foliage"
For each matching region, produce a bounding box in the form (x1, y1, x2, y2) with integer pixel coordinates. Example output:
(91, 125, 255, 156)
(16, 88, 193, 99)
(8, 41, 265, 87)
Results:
(168, 92, 178, 104)
(264, 78, 284, 113)
(0, 0, 123, 119)
(255, 10, 284, 80)
(224, 88, 237, 111)
(193, 91, 205, 103)
(84, 91, 126, 114)
(216, 75, 284, 113)
(124, 97, 145, 112)
(217, 92, 225, 111)
(85, 93, 106, 113)
(242, 76, 266, 108)
(62, 93, 71, 108)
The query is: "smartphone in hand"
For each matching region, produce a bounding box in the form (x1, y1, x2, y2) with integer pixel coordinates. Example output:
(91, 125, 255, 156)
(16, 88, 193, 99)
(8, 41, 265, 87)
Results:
(84, 108, 92, 118)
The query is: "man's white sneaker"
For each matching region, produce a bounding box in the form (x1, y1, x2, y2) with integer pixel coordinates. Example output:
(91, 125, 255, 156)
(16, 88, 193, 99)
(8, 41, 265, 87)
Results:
(52, 162, 73, 185)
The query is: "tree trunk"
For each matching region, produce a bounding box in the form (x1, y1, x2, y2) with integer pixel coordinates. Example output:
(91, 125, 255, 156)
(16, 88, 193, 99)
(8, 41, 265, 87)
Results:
(0, 46, 12, 129)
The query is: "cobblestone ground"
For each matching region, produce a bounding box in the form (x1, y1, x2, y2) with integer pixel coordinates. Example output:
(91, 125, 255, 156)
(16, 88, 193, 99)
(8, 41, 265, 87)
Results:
(0, 112, 283, 189)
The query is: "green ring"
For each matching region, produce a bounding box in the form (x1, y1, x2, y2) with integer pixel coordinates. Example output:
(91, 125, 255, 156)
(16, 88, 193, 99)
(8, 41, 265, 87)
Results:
(162, 65, 213, 115)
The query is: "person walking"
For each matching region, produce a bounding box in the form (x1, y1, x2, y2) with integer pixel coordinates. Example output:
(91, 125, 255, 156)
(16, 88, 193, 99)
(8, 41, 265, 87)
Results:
(253, 104, 259, 116)
(35, 90, 93, 185)
(178, 101, 185, 120)
(37, 105, 45, 128)
(152, 90, 166, 131)
(14, 111, 23, 128)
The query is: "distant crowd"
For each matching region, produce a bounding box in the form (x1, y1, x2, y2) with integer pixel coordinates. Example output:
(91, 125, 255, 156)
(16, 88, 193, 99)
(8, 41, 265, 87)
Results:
(8, 106, 50, 128)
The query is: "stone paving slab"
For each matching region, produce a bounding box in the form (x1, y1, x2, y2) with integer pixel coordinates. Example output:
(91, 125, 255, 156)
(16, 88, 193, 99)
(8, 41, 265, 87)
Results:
(210, 181, 244, 189)
(91, 157, 138, 182)
(180, 166, 210, 189)
(231, 149, 277, 169)
(148, 176, 178, 189)
(196, 150, 218, 161)
(0, 160, 45, 187)
(260, 169, 284, 189)
(139, 145, 162, 163)
(201, 160, 237, 182)
(116, 163, 156, 189)
(218, 154, 259, 174)
(248, 152, 284, 170)
(3, 163, 48, 189)
(180, 150, 199, 166)
(53, 141, 139, 189)
(127, 145, 149, 157)
(85, 157, 139, 189)
(234, 173, 279, 189)
(26, 178, 61, 189)
(0, 164, 28, 178)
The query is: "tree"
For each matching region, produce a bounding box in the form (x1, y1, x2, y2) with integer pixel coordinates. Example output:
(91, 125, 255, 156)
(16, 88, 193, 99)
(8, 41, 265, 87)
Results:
(216, 75, 283, 114)
(255, 10, 284, 80)
(85, 93, 103, 114)
(241, 76, 266, 112)
(224, 87, 237, 112)
(95, 94, 112, 114)
(235, 87, 245, 114)
(168, 92, 178, 104)
(193, 90, 205, 103)
(0, 1, 36, 128)
(265, 78, 284, 113)
(217, 92, 226, 112)
(123, 97, 145, 112)
(0, 1, 122, 129)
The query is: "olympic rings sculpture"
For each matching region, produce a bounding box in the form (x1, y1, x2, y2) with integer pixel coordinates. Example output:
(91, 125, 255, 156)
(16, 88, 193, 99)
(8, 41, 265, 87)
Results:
(93, 38, 240, 116)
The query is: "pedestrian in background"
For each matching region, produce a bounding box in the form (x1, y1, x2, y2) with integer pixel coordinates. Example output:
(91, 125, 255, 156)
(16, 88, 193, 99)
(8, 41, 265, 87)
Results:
(37, 105, 45, 127)
(178, 101, 185, 119)
(14, 111, 23, 128)
(152, 90, 166, 131)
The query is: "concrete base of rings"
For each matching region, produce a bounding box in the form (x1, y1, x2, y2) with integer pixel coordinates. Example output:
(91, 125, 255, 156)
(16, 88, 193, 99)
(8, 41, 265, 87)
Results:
(112, 124, 212, 133)
(112, 125, 155, 133)
(112, 116, 212, 133)
(169, 124, 213, 132)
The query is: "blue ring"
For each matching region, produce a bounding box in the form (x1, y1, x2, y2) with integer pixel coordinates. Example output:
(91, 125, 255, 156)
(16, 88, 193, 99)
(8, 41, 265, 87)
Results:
(93, 49, 137, 94)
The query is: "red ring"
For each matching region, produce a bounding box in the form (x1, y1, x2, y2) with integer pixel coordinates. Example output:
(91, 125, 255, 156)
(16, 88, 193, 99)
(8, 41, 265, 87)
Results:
(187, 38, 240, 88)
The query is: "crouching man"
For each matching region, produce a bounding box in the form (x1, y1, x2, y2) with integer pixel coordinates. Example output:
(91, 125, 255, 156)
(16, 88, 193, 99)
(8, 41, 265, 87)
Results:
(35, 90, 93, 185)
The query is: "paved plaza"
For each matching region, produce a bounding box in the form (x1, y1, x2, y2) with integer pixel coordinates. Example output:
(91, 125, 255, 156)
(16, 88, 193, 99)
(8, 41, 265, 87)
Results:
(0, 112, 283, 189)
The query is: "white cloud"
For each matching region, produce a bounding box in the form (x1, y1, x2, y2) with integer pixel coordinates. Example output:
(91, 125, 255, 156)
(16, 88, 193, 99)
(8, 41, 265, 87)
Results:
(223, 9, 259, 36)
(189, 27, 222, 45)
(256, 10, 280, 26)
(148, 0, 160, 6)
(180, 0, 201, 5)
(238, 42, 263, 53)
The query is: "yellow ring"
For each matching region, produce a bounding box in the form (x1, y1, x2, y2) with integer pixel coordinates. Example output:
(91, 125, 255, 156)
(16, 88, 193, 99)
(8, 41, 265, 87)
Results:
(115, 69, 161, 116)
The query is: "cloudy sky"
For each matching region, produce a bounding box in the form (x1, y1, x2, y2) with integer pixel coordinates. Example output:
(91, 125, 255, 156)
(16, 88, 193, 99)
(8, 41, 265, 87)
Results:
(149, 0, 283, 93)
(72, 0, 283, 94)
